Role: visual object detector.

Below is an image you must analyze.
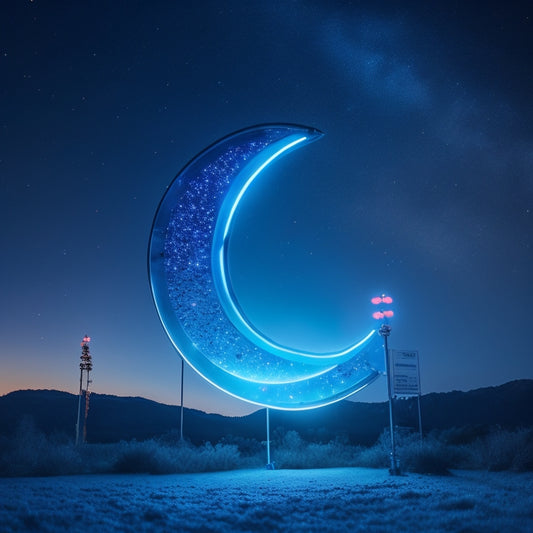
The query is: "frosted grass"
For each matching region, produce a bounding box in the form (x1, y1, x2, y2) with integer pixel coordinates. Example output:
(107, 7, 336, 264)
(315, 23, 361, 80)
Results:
(1, 468, 533, 532)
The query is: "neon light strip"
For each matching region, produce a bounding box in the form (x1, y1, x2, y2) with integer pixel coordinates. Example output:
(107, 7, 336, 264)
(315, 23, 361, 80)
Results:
(218, 236, 376, 360)
(160, 317, 380, 411)
(227, 364, 338, 385)
(220, 249, 375, 361)
(222, 136, 308, 240)
(215, 133, 376, 365)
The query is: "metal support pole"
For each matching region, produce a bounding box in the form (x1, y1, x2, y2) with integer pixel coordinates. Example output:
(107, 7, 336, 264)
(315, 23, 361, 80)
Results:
(417, 352, 423, 440)
(381, 324, 400, 475)
(75, 369, 82, 445)
(180, 358, 184, 441)
(417, 393, 423, 440)
(83, 370, 91, 444)
(266, 407, 271, 465)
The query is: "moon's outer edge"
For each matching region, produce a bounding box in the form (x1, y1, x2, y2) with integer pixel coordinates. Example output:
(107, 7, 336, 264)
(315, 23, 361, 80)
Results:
(148, 123, 383, 410)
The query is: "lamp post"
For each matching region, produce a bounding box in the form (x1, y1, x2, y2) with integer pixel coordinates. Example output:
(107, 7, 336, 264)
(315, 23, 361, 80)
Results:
(372, 295, 400, 475)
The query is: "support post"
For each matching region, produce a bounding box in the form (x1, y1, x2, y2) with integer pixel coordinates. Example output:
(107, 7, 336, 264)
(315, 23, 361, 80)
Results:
(417, 351, 423, 439)
(75, 369, 82, 445)
(83, 370, 91, 443)
(266, 407, 274, 469)
(180, 357, 184, 441)
(417, 393, 423, 440)
(381, 324, 400, 475)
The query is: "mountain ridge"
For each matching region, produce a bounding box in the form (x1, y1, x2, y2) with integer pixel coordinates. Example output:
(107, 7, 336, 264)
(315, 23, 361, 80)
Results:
(1, 379, 532, 445)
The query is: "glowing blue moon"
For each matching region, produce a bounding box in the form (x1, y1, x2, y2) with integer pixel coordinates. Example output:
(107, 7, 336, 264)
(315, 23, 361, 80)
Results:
(149, 124, 384, 410)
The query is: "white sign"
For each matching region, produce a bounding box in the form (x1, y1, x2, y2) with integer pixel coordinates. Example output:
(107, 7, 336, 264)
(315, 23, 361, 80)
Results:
(390, 350, 420, 397)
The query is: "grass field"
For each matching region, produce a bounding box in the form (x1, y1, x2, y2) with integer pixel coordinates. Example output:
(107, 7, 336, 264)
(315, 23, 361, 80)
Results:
(1, 468, 533, 532)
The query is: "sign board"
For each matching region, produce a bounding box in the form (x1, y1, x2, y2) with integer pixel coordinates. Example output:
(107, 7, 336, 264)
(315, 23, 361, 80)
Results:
(390, 350, 420, 397)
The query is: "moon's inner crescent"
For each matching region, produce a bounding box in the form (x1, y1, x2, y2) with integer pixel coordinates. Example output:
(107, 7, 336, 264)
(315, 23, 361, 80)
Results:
(212, 133, 376, 366)
(148, 124, 384, 409)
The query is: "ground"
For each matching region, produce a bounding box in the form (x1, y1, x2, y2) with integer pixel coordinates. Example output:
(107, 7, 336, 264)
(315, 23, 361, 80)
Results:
(1, 468, 533, 532)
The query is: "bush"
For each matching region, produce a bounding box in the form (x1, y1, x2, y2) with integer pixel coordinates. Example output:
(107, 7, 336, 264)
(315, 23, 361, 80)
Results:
(187, 442, 242, 472)
(219, 435, 263, 457)
(112, 439, 242, 474)
(473, 428, 533, 472)
(354, 431, 390, 468)
(349, 430, 453, 474)
(268, 430, 360, 469)
(510, 430, 533, 472)
(435, 425, 492, 446)
(3, 416, 533, 477)
(0, 420, 242, 477)
(399, 438, 451, 475)
(0, 417, 82, 476)
(113, 440, 174, 474)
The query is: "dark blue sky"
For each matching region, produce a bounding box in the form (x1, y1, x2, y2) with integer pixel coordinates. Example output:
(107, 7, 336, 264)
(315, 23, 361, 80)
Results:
(1, 1, 531, 415)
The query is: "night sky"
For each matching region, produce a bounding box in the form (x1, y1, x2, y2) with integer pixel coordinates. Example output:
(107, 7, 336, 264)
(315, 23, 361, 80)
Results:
(1, 1, 531, 416)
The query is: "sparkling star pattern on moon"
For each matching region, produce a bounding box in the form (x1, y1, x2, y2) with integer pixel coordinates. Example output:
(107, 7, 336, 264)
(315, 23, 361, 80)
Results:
(149, 124, 384, 409)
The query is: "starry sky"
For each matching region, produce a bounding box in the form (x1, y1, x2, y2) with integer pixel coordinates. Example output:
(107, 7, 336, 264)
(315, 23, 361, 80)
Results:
(1, 1, 531, 416)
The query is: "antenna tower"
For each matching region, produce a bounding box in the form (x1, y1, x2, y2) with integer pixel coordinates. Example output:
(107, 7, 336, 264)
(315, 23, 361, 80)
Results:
(75, 335, 93, 445)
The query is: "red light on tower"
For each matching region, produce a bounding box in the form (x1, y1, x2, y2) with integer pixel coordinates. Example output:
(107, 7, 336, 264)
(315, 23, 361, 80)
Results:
(371, 294, 394, 321)
(371, 295, 393, 305)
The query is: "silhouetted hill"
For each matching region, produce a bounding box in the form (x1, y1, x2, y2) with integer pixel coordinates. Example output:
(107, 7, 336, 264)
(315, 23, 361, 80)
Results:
(0, 390, 249, 445)
(1, 380, 532, 445)
(415, 379, 533, 429)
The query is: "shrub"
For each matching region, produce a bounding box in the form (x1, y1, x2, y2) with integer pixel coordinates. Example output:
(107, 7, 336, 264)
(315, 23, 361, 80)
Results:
(399, 438, 451, 475)
(354, 446, 390, 468)
(353, 430, 452, 474)
(112, 440, 173, 474)
(510, 429, 533, 472)
(200, 443, 240, 472)
(0, 420, 243, 477)
(111, 439, 242, 474)
(435, 425, 492, 446)
(474, 428, 533, 472)
(268, 430, 360, 469)
(219, 435, 263, 457)
(78, 442, 122, 473)
(4, 415, 533, 477)
(0, 416, 82, 476)
(354, 432, 390, 468)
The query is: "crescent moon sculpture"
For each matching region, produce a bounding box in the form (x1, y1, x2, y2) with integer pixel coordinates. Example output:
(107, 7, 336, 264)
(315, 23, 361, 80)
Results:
(149, 124, 384, 409)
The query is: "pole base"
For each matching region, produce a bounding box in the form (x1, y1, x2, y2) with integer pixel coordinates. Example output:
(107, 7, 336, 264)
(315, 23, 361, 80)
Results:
(389, 455, 401, 476)
(265, 462, 275, 470)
